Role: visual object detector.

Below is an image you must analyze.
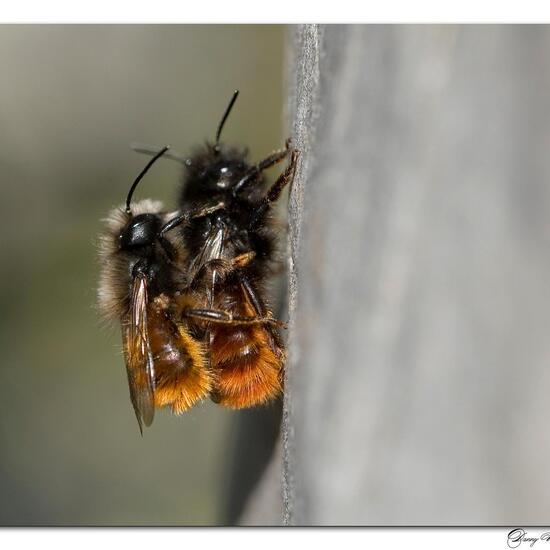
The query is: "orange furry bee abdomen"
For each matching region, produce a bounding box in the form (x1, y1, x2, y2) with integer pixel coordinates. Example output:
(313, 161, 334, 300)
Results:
(207, 286, 284, 408)
(146, 303, 211, 414)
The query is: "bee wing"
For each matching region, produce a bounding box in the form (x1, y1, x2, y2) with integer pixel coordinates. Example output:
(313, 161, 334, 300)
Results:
(122, 275, 156, 433)
(188, 225, 227, 306)
(188, 226, 225, 276)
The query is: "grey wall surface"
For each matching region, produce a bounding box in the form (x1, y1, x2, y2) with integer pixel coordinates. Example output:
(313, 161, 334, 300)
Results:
(283, 25, 550, 525)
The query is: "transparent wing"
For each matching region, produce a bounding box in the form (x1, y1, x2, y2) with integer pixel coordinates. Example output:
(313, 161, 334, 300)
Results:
(188, 225, 228, 306)
(122, 275, 155, 433)
(188, 226, 226, 278)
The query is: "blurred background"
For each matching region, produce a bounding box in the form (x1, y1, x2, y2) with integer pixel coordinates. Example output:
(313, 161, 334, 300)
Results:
(0, 25, 286, 525)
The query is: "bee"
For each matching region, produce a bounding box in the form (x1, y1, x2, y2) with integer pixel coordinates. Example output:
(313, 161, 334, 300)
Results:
(159, 91, 300, 408)
(97, 147, 218, 432)
(100, 91, 299, 430)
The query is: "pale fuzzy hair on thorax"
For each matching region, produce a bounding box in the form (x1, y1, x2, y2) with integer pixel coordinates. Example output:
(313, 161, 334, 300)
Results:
(97, 199, 165, 323)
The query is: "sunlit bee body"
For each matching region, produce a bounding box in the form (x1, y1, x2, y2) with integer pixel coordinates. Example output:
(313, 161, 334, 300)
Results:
(97, 149, 211, 432)
(198, 266, 285, 408)
(173, 92, 299, 408)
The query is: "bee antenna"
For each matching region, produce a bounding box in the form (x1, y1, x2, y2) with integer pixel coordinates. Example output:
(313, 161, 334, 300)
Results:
(215, 90, 239, 146)
(125, 146, 170, 214)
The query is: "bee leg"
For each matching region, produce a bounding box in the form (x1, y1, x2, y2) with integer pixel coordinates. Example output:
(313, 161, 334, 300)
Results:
(159, 202, 226, 236)
(238, 273, 288, 352)
(231, 251, 256, 269)
(248, 149, 300, 230)
(189, 253, 256, 289)
(184, 308, 285, 327)
(188, 201, 226, 220)
(157, 235, 177, 262)
(239, 273, 267, 316)
(232, 139, 292, 196)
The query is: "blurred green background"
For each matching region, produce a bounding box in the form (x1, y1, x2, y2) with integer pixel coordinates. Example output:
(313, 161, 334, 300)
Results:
(0, 25, 285, 525)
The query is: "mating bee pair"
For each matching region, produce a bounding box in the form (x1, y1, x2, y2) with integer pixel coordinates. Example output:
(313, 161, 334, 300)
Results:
(98, 91, 299, 433)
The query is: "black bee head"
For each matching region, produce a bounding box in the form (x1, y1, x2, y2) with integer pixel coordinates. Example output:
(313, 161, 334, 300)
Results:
(119, 213, 162, 252)
(182, 147, 250, 204)
(205, 157, 248, 190)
